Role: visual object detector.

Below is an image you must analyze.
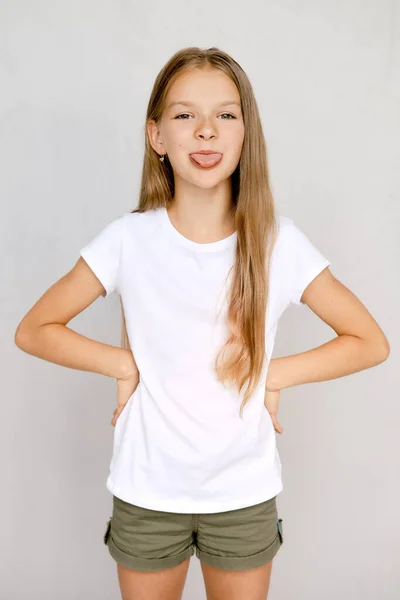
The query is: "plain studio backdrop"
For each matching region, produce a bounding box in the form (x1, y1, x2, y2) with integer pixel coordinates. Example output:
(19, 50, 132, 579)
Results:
(1, 1, 399, 599)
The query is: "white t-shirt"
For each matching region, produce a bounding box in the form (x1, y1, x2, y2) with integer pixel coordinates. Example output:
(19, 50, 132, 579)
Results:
(80, 206, 331, 513)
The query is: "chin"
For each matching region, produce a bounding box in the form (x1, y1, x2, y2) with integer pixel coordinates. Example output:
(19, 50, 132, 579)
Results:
(189, 176, 228, 190)
(172, 162, 231, 188)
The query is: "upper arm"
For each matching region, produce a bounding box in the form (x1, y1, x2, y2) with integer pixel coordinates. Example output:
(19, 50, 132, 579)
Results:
(15, 214, 125, 340)
(301, 267, 390, 355)
(279, 215, 331, 306)
(279, 215, 390, 356)
(15, 257, 107, 339)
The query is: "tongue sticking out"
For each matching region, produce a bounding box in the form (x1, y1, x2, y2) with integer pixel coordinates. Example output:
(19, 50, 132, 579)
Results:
(190, 153, 222, 167)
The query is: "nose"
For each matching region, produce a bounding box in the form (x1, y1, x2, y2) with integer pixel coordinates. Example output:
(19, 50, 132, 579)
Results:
(195, 116, 217, 140)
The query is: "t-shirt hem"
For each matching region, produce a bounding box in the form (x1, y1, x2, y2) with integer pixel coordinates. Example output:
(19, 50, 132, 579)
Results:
(106, 476, 283, 514)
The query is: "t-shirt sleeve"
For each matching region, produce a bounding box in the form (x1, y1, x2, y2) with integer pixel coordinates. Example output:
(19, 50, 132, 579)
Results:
(281, 217, 331, 306)
(79, 215, 125, 298)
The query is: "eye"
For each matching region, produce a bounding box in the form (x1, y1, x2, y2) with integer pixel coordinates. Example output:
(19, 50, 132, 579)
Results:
(174, 113, 236, 120)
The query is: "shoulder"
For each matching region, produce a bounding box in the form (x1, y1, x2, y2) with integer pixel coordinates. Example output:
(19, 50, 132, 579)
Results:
(276, 214, 297, 238)
(120, 208, 165, 249)
(274, 214, 319, 251)
(80, 209, 156, 251)
(123, 207, 161, 230)
(273, 214, 297, 253)
(271, 214, 330, 271)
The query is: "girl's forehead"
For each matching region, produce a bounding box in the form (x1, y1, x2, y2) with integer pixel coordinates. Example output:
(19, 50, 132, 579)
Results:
(170, 68, 234, 88)
(165, 70, 241, 106)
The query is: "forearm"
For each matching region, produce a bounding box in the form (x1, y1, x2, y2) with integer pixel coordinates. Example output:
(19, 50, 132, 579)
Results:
(269, 334, 389, 391)
(15, 323, 137, 380)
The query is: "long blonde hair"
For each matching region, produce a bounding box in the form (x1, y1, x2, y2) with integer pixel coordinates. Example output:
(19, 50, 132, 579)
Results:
(120, 46, 278, 419)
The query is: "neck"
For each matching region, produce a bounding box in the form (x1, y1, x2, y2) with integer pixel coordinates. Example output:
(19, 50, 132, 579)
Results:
(168, 180, 236, 244)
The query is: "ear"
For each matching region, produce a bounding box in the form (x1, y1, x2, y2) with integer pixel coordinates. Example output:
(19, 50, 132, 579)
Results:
(147, 119, 166, 156)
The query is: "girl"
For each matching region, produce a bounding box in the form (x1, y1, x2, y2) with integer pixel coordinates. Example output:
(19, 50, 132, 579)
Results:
(15, 47, 390, 600)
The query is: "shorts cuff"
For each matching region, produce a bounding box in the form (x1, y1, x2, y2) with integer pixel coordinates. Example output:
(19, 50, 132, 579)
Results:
(195, 530, 282, 571)
(106, 534, 195, 572)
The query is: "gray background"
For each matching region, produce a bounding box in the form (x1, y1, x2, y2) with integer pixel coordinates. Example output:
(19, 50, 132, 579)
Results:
(2, 1, 399, 598)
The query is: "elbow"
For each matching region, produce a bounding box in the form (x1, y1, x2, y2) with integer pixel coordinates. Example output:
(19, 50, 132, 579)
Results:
(14, 326, 29, 351)
(356, 334, 390, 367)
(14, 322, 35, 351)
(378, 340, 390, 363)
(15, 322, 23, 347)
(372, 336, 390, 365)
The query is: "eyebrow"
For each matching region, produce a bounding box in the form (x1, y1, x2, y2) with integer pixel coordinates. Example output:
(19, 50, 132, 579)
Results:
(166, 100, 241, 110)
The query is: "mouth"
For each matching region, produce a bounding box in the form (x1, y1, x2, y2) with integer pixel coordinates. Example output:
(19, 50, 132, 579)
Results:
(189, 152, 223, 169)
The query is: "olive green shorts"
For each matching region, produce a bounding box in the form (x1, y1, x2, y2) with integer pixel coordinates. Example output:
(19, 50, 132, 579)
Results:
(103, 494, 284, 572)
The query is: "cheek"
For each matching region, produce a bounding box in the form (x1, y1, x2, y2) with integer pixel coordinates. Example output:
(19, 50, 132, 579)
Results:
(231, 142, 243, 158)
(169, 134, 191, 154)
(175, 143, 187, 158)
(230, 129, 244, 152)
(162, 125, 187, 147)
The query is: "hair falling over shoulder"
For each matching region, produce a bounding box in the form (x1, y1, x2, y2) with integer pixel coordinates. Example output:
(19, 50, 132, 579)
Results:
(120, 47, 278, 420)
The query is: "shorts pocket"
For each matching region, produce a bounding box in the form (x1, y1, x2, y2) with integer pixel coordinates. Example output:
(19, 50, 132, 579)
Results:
(103, 518, 112, 545)
(277, 518, 283, 543)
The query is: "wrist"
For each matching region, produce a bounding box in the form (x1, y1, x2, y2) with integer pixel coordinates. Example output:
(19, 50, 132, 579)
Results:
(118, 348, 139, 380)
(266, 358, 283, 391)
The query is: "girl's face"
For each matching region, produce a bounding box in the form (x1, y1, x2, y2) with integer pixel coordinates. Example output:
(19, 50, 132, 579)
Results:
(148, 68, 245, 189)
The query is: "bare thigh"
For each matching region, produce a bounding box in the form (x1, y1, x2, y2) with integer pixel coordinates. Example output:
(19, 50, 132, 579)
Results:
(201, 558, 273, 600)
(116, 557, 191, 600)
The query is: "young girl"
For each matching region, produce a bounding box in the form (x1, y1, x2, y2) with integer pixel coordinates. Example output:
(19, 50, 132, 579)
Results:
(15, 47, 390, 600)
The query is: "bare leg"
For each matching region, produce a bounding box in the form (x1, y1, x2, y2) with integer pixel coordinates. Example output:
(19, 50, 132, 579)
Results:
(201, 558, 273, 600)
(117, 557, 191, 600)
